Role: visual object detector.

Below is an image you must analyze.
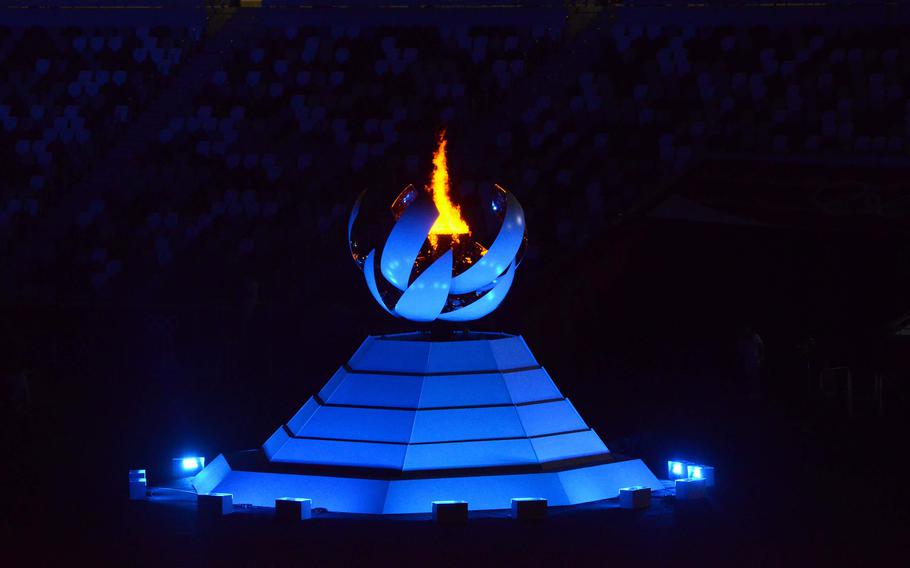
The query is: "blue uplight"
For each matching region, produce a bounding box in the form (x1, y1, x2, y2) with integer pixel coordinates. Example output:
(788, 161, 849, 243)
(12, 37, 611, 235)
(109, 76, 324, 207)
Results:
(172, 456, 206, 477)
(686, 463, 715, 486)
(667, 459, 690, 480)
(177, 456, 205, 474)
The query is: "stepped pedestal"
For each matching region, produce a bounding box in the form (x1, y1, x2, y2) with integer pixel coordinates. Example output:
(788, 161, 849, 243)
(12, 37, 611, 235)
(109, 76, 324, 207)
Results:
(193, 332, 660, 514)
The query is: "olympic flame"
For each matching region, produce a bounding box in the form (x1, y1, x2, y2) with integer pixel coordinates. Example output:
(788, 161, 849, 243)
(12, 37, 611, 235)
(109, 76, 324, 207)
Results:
(427, 130, 470, 241)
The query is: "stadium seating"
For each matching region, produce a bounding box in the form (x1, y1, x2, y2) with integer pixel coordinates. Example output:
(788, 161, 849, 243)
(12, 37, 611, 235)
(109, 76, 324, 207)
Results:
(3, 16, 910, 304)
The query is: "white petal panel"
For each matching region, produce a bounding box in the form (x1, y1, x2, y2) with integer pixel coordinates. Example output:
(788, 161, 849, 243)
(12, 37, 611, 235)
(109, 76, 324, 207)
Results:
(449, 191, 525, 294)
(438, 261, 515, 322)
(379, 197, 437, 291)
(394, 249, 452, 322)
(363, 249, 393, 315)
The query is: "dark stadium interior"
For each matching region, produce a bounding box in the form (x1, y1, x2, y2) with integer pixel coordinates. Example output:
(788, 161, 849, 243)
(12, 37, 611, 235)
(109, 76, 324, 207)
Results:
(3, 2, 909, 565)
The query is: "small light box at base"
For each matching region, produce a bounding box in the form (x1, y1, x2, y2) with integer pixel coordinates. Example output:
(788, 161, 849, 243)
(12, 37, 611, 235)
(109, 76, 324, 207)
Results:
(198, 492, 233, 516)
(675, 478, 707, 500)
(172, 456, 206, 477)
(667, 460, 692, 480)
(686, 464, 715, 487)
(619, 486, 651, 510)
(128, 469, 147, 500)
(432, 500, 468, 523)
(276, 497, 312, 521)
(511, 498, 547, 520)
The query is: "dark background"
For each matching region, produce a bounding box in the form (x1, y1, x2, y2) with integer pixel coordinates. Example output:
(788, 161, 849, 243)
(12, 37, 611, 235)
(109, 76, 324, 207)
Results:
(2, 1, 909, 564)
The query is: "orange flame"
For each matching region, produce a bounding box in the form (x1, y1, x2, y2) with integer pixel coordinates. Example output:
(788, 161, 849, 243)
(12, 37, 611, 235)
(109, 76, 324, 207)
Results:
(428, 130, 470, 240)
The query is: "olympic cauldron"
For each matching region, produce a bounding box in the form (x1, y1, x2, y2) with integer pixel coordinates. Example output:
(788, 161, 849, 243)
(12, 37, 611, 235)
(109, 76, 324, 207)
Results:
(348, 137, 526, 323)
(191, 134, 661, 514)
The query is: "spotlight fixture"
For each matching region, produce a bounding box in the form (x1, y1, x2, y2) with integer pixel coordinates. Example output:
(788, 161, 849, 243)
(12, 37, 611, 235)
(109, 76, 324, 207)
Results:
(686, 464, 715, 487)
(173, 456, 206, 477)
(667, 459, 691, 480)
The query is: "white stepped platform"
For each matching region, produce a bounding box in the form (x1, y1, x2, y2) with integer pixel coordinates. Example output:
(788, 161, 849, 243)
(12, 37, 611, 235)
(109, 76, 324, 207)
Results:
(194, 332, 661, 514)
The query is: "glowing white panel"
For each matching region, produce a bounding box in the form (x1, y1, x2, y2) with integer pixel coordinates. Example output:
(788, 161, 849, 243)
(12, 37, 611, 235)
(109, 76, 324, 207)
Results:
(410, 406, 525, 443)
(316, 367, 348, 401)
(418, 373, 511, 408)
(516, 399, 587, 437)
(379, 197, 437, 291)
(529, 430, 609, 463)
(402, 439, 539, 470)
(424, 339, 499, 373)
(503, 368, 562, 404)
(362, 250, 392, 315)
(323, 372, 422, 408)
(262, 426, 290, 460)
(449, 191, 525, 294)
(438, 262, 515, 322)
(347, 336, 431, 373)
(489, 335, 539, 369)
(271, 438, 407, 469)
(297, 406, 415, 443)
(394, 250, 453, 322)
(287, 397, 320, 435)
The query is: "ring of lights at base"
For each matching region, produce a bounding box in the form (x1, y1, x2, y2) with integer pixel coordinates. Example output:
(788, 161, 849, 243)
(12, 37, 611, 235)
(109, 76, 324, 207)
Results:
(348, 183, 527, 323)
